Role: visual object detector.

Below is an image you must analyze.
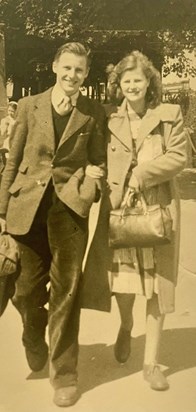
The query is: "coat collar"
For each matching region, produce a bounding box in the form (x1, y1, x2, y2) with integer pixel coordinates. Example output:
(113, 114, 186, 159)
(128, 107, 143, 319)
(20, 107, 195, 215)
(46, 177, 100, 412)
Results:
(107, 99, 132, 150)
(108, 99, 175, 152)
(136, 103, 175, 151)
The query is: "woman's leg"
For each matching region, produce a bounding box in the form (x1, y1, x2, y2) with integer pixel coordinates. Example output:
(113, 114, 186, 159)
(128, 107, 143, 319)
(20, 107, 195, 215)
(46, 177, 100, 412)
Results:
(114, 293, 135, 363)
(143, 293, 169, 390)
(144, 293, 164, 365)
(115, 293, 135, 331)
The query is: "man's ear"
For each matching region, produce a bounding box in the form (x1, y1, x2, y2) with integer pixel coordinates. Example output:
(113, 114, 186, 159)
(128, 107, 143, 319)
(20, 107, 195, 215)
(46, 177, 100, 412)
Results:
(52, 61, 57, 74)
(84, 67, 90, 79)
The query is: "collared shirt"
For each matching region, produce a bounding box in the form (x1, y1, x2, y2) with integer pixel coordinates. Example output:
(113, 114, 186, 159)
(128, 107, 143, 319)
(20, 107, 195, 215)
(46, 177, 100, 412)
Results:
(51, 84, 79, 115)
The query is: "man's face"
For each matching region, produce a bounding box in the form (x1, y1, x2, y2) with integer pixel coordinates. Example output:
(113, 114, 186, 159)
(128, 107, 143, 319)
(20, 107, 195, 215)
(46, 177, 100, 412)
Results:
(52, 52, 89, 96)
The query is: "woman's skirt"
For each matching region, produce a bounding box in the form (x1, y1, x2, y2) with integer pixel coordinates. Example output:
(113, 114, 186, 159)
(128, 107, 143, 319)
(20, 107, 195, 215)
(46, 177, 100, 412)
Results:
(108, 247, 158, 298)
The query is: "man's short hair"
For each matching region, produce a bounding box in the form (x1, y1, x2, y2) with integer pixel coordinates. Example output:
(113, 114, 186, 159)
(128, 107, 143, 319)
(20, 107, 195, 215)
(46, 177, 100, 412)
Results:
(54, 42, 91, 67)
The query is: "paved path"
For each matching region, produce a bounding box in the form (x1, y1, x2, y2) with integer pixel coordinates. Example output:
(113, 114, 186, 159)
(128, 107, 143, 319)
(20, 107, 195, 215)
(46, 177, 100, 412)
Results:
(0, 195, 196, 412)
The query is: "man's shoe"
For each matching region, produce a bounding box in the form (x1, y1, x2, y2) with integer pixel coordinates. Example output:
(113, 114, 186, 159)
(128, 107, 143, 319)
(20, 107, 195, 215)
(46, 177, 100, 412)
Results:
(114, 327, 131, 364)
(25, 341, 48, 372)
(143, 364, 169, 391)
(53, 386, 80, 407)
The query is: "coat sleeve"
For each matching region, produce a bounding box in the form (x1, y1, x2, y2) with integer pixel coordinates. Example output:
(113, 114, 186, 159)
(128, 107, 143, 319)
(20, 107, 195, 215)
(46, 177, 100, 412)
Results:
(0, 98, 28, 215)
(132, 105, 187, 190)
(86, 102, 107, 198)
(87, 102, 107, 170)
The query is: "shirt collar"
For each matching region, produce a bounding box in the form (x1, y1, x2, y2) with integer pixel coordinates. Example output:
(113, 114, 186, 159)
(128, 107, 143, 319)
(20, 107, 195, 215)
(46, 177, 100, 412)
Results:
(126, 99, 147, 120)
(51, 83, 79, 107)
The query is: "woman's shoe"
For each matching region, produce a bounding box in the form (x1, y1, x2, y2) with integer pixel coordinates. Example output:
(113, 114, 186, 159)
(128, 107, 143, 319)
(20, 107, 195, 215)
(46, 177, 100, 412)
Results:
(25, 340, 48, 372)
(143, 364, 169, 391)
(114, 327, 131, 364)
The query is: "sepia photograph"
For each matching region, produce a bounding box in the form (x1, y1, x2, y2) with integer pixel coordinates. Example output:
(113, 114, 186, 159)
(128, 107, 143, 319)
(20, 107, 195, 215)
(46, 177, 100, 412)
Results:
(0, 1, 195, 411)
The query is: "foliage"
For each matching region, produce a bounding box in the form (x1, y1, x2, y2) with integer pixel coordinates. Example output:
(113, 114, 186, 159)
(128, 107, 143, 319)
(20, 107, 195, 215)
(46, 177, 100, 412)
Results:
(0, 0, 195, 84)
(160, 30, 196, 77)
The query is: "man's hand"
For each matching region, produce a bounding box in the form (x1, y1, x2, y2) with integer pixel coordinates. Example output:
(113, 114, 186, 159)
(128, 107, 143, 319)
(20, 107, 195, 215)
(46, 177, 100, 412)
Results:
(0, 217, 7, 233)
(85, 164, 105, 179)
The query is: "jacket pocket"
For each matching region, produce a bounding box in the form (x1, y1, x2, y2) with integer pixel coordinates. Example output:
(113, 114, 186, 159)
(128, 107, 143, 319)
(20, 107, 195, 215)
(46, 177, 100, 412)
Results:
(78, 132, 90, 137)
(8, 180, 22, 195)
(8, 162, 29, 194)
(18, 162, 28, 174)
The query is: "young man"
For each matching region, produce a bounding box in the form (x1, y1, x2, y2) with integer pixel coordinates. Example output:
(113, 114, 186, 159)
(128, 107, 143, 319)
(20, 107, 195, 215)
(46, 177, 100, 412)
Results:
(0, 42, 106, 407)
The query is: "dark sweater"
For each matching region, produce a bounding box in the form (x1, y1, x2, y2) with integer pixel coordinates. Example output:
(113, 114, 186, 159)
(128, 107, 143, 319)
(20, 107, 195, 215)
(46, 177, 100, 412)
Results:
(52, 107, 72, 149)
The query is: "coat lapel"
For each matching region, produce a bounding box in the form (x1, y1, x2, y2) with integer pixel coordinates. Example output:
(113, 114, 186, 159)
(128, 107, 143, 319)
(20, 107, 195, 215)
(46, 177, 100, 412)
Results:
(136, 104, 175, 152)
(33, 88, 55, 152)
(108, 101, 176, 153)
(107, 99, 132, 150)
(135, 107, 161, 152)
(57, 93, 91, 148)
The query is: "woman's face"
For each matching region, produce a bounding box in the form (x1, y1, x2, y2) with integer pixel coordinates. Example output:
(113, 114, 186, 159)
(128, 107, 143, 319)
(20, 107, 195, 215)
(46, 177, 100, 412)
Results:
(120, 66, 150, 105)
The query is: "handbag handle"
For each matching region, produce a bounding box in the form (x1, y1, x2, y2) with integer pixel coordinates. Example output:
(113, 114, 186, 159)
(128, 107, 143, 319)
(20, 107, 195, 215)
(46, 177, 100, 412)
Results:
(139, 193, 148, 214)
(120, 190, 148, 219)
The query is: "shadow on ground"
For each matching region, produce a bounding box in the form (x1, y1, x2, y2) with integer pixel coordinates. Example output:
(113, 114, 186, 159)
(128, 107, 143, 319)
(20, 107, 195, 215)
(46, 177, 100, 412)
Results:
(27, 327, 196, 394)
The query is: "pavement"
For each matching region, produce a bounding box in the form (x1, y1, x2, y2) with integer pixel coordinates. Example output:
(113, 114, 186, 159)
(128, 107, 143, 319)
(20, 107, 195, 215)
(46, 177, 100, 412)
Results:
(0, 169, 196, 412)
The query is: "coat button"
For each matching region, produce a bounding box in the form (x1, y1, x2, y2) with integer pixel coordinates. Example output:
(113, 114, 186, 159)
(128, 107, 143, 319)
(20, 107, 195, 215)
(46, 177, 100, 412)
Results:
(51, 163, 54, 168)
(36, 180, 46, 187)
(111, 146, 116, 151)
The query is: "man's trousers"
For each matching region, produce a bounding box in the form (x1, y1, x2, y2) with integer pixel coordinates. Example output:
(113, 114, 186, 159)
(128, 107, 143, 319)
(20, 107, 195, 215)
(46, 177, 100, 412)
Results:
(12, 190, 88, 388)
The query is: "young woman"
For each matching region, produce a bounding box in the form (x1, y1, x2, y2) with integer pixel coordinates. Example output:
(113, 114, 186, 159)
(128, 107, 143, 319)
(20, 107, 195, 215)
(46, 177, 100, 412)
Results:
(84, 51, 187, 390)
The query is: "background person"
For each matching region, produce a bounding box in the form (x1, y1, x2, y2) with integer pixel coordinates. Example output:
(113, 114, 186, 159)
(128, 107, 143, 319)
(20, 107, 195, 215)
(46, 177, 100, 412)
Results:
(0, 101, 18, 153)
(83, 50, 187, 391)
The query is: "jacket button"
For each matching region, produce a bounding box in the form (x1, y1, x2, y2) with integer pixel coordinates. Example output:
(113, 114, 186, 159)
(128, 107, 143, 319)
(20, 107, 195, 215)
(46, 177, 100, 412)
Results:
(111, 146, 116, 151)
(51, 163, 54, 168)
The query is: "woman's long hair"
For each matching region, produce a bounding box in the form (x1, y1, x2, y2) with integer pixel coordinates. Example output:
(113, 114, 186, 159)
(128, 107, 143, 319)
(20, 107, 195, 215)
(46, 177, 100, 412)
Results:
(107, 51, 162, 108)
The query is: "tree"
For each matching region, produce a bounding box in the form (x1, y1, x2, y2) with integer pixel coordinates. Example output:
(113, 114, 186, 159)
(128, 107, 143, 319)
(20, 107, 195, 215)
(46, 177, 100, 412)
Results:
(0, 0, 195, 96)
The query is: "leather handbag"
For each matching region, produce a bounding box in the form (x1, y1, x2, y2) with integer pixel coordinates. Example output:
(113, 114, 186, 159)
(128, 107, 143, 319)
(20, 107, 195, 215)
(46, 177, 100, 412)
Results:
(109, 192, 173, 248)
(0, 233, 20, 316)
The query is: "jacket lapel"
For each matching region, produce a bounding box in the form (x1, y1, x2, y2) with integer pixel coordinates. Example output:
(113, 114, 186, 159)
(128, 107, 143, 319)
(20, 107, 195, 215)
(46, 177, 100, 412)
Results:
(107, 99, 132, 151)
(33, 88, 55, 152)
(57, 93, 91, 148)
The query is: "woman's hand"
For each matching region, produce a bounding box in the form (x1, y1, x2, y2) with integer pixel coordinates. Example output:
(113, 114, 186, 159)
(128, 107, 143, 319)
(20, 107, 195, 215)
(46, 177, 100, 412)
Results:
(121, 187, 135, 207)
(85, 164, 105, 179)
(121, 173, 140, 207)
(128, 173, 140, 192)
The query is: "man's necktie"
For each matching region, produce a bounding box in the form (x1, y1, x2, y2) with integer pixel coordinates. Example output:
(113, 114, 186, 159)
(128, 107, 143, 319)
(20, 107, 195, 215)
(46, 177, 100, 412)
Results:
(57, 96, 72, 116)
